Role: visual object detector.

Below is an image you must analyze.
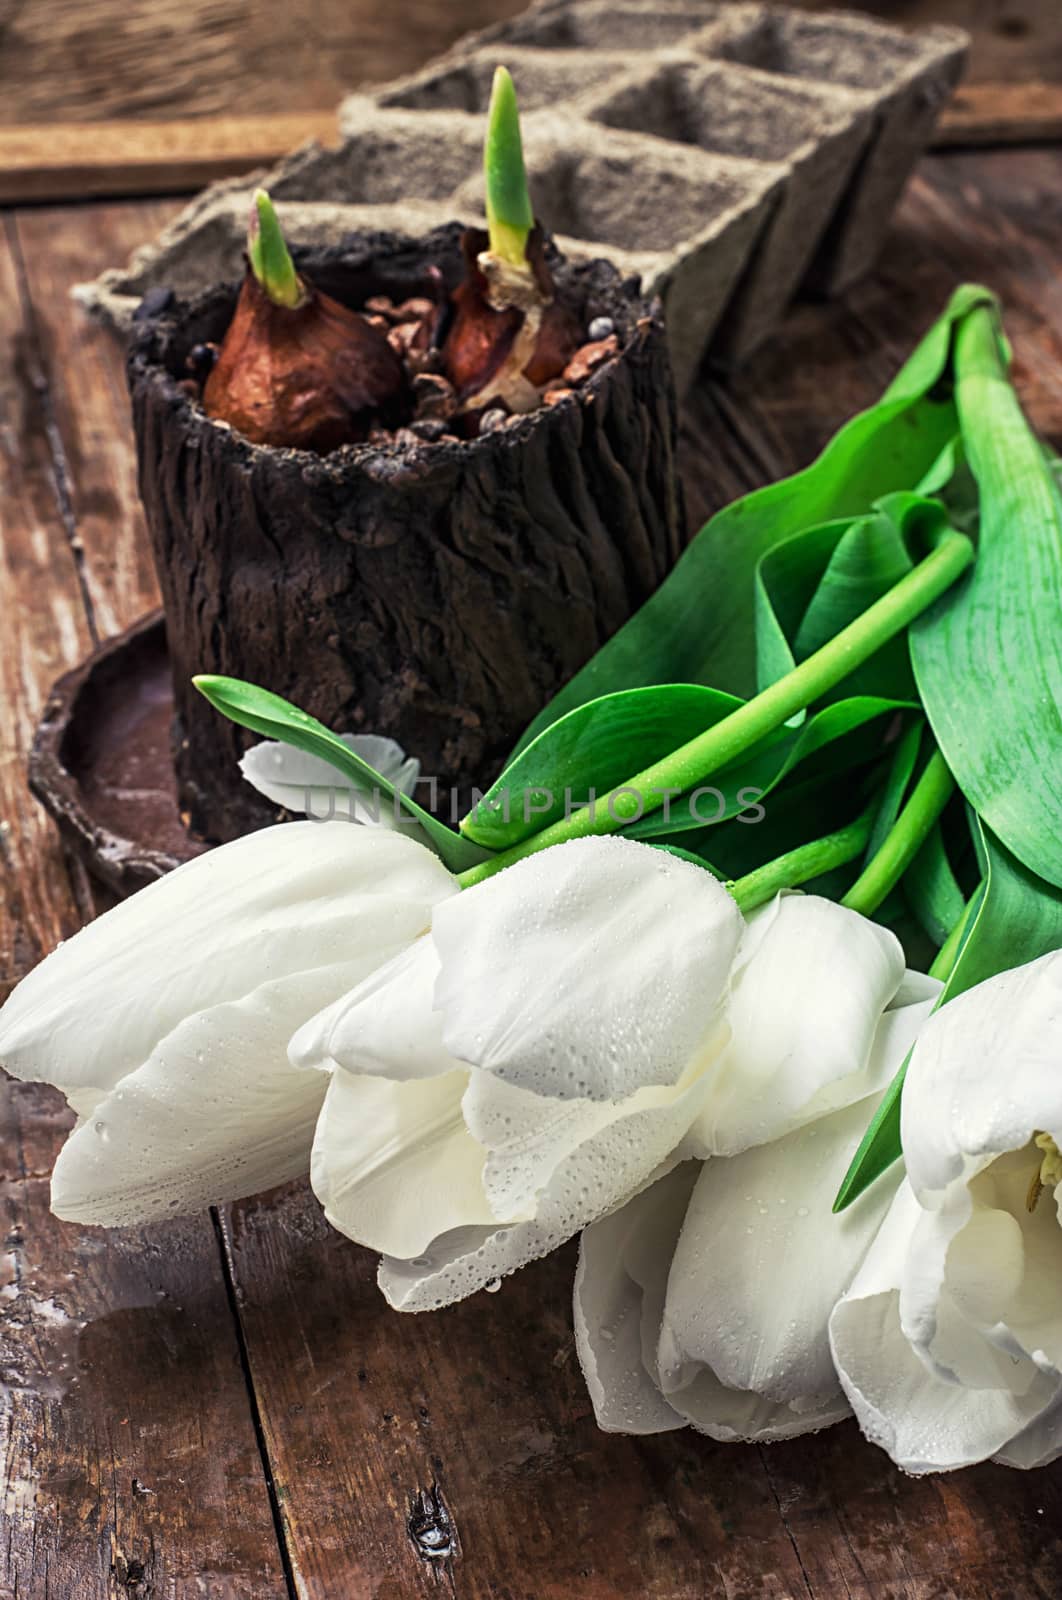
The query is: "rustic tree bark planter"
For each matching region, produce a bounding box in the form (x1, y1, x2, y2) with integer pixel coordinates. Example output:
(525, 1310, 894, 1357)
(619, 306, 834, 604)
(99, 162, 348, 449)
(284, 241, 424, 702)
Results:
(128, 223, 685, 843)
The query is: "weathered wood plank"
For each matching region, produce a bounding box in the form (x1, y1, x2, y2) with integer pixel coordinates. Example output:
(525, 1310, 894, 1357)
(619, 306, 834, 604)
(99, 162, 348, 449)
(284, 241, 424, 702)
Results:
(0, 217, 89, 1003)
(0, 1074, 292, 1599)
(14, 201, 182, 642)
(0, 0, 527, 127)
(219, 1194, 820, 1600)
(0, 115, 338, 205)
(4, 92, 1057, 213)
(1, 204, 291, 1599)
(939, 80, 1062, 147)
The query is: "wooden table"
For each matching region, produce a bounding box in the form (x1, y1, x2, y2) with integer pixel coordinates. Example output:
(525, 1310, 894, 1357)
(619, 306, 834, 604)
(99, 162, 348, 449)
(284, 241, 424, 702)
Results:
(4, 5, 1062, 1597)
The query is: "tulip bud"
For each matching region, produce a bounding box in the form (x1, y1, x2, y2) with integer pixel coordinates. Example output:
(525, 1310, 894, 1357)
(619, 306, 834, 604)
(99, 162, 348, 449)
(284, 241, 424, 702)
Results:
(203, 190, 409, 453)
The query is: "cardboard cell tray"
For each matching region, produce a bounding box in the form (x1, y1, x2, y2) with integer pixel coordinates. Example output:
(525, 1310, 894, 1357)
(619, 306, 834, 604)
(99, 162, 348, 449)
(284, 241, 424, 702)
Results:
(78, 0, 967, 388)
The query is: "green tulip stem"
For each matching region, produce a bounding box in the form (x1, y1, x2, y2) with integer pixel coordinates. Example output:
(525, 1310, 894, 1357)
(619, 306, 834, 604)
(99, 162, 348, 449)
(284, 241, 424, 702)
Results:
(728, 806, 875, 915)
(456, 529, 974, 889)
(928, 887, 981, 983)
(840, 749, 955, 917)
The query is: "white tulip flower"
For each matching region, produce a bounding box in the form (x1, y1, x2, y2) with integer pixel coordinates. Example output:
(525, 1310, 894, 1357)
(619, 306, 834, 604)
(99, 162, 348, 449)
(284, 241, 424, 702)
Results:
(830, 950, 1062, 1473)
(291, 843, 939, 1342)
(574, 894, 940, 1441)
(0, 822, 455, 1225)
(290, 835, 745, 1310)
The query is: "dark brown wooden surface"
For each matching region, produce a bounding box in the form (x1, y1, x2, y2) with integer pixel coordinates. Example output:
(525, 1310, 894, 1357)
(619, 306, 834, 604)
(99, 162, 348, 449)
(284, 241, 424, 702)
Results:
(4, 33, 1062, 1600)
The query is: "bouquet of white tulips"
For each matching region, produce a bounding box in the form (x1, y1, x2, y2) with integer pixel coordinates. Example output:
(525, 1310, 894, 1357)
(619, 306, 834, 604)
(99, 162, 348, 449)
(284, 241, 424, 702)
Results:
(4, 285, 1062, 1479)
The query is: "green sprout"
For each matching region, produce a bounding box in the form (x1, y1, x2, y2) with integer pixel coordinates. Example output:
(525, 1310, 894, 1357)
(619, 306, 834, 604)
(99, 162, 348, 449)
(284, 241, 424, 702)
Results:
(484, 66, 535, 269)
(247, 189, 304, 308)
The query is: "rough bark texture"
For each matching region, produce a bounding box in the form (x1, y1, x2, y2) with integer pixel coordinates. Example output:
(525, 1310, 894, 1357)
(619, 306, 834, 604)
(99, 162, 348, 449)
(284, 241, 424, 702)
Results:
(128, 223, 685, 841)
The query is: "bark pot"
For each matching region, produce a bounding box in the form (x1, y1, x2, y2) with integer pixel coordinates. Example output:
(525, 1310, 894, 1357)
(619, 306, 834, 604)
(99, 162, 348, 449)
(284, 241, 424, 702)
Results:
(128, 222, 685, 842)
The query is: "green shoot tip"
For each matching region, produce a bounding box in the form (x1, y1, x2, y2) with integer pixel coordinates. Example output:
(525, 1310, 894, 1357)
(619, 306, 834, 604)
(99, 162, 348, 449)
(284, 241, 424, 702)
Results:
(484, 66, 534, 268)
(248, 189, 304, 308)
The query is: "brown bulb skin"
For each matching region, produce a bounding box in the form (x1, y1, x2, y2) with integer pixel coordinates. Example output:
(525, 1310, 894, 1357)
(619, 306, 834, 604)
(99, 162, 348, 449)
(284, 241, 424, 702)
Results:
(203, 270, 409, 453)
(442, 227, 582, 403)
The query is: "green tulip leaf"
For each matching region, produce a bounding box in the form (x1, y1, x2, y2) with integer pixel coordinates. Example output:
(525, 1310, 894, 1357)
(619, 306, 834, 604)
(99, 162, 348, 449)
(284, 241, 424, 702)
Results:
(863, 718, 922, 864)
(510, 285, 994, 758)
(910, 304, 1062, 888)
(686, 766, 872, 886)
(460, 683, 745, 849)
(193, 675, 490, 873)
(625, 696, 913, 841)
(753, 494, 944, 709)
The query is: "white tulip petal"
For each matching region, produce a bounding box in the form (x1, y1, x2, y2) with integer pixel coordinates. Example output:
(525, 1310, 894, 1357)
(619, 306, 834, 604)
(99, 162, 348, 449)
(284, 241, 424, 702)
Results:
(994, 1393, 1062, 1469)
(901, 950, 1062, 1200)
(891, 969, 944, 1010)
(461, 1057, 709, 1224)
(49, 959, 381, 1226)
(942, 1205, 1025, 1330)
(574, 1166, 697, 1434)
(900, 1149, 1062, 1387)
(982, 1157, 1062, 1373)
(310, 1066, 496, 1257)
(903, 1204, 1041, 1393)
(240, 734, 420, 827)
(431, 836, 742, 1101)
(0, 822, 455, 1100)
(830, 1181, 1062, 1473)
(656, 1364, 848, 1444)
(689, 894, 908, 1156)
(289, 939, 456, 1081)
(657, 1096, 897, 1441)
(376, 1065, 712, 1312)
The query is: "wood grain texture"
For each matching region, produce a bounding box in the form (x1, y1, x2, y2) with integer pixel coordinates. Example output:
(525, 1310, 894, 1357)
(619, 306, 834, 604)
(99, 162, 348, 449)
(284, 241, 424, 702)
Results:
(14, 202, 176, 641)
(0, 114, 338, 204)
(0, 218, 90, 1003)
(0, 202, 291, 1599)
(0, 1068, 292, 1593)
(219, 1192, 824, 1600)
(0, 0, 1057, 199)
(0, 0, 1056, 130)
(938, 79, 1062, 146)
(0, 1074, 291, 1600)
(5, 147, 1062, 1597)
(0, 0, 528, 126)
